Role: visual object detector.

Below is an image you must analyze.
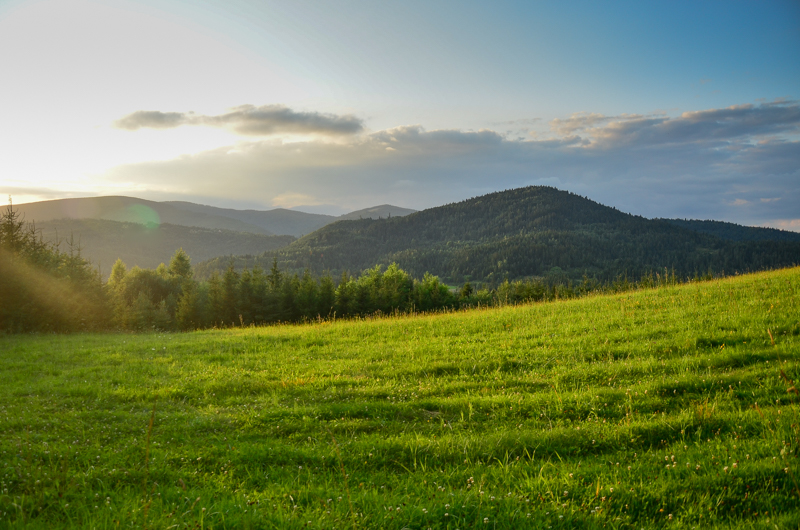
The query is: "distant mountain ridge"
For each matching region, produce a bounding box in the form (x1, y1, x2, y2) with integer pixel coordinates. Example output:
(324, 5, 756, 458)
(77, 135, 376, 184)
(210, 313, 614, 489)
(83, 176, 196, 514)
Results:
(13, 191, 798, 283)
(15, 196, 417, 238)
(34, 218, 294, 271)
(15, 196, 275, 234)
(162, 201, 336, 237)
(195, 186, 800, 284)
(338, 204, 418, 221)
(11, 195, 417, 273)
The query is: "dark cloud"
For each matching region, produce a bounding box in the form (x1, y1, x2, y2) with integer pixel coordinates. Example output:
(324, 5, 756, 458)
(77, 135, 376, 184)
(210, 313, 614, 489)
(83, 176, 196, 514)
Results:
(590, 101, 800, 147)
(113, 105, 364, 136)
(106, 101, 800, 230)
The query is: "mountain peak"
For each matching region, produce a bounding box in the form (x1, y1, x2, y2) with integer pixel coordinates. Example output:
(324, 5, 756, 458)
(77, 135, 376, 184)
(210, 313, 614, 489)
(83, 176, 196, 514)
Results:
(338, 204, 417, 221)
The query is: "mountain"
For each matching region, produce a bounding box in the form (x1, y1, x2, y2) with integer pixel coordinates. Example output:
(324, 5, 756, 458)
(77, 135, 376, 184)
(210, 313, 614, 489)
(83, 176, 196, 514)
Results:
(15, 196, 273, 235)
(34, 218, 294, 272)
(12, 196, 416, 272)
(662, 219, 800, 242)
(14, 196, 416, 237)
(194, 186, 800, 284)
(162, 202, 416, 235)
(163, 201, 336, 237)
(338, 204, 418, 221)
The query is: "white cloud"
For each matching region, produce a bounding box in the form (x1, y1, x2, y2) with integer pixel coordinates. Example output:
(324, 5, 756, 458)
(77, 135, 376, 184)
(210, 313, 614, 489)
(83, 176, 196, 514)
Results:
(93, 100, 800, 227)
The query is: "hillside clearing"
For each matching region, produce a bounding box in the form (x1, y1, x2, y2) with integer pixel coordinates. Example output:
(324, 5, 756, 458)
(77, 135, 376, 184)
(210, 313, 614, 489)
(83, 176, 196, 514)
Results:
(1, 267, 799, 529)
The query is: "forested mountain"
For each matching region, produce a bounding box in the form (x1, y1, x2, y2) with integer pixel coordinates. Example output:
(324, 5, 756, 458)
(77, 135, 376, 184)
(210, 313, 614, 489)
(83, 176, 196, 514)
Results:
(195, 187, 800, 284)
(663, 219, 800, 242)
(34, 218, 295, 271)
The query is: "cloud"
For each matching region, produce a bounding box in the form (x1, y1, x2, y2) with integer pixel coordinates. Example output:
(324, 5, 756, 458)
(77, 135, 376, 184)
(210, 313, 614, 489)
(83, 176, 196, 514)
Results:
(550, 112, 613, 135)
(113, 105, 364, 136)
(104, 100, 800, 229)
(113, 111, 188, 130)
(1, 186, 94, 204)
(271, 192, 322, 208)
(589, 101, 800, 148)
(549, 112, 647, 135)
(490, 118, 542, 126)
(767, 219, 800, 231)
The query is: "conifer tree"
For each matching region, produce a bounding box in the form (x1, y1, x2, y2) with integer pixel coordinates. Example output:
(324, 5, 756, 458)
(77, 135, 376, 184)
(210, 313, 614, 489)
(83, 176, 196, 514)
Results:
(221, 263, 240, 325)
(317, 274, 335, 318)
(108, 258, 127, 289)
(168, 248, 193, 280)
(176, 281, 201, 330)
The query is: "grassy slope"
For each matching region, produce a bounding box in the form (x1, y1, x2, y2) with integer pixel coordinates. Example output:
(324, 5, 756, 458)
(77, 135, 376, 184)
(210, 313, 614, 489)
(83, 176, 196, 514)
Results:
(1, 268, 799, 529)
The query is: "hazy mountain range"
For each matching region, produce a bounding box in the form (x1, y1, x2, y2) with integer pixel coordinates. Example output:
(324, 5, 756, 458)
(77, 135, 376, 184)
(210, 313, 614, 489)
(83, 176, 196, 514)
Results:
(32, 219, 294, 272)
(16, 196, 416, 237)
(13, 189, 799, 282)
(13, 196, 416, 270)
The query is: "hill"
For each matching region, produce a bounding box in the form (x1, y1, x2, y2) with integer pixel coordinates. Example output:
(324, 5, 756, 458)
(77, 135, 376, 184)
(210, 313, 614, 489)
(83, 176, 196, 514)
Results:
(163, 201, 336, 237)
(15, 196, 417, 238)
(2, 268, 798, 528)
(15, 196, 274, 234)
(195, 186, 800, 283)
(663, 218, 800, 242)
(337, 204, 418, 221)
(34, 218, 295, 271)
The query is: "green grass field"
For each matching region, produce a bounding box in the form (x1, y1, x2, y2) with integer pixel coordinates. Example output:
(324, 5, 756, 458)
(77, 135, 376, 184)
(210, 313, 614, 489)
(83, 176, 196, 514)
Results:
(1, 267, 799, 529)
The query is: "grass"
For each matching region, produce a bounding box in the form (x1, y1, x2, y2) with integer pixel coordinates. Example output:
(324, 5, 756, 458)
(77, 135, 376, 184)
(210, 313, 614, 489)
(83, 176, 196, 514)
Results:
(1, 267, 799, 529)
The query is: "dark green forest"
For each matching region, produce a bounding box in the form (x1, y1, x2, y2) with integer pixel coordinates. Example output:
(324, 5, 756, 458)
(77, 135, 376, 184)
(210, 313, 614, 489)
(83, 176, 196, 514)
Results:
(196, 187, 800, 285)
(1, 198, 681, 333)
(3, 187, 799, 333)
(663, 218, 800, 242)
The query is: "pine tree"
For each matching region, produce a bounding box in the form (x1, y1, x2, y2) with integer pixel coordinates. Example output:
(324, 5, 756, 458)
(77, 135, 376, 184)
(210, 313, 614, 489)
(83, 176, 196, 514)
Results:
(168, 248, 193, 280)
(0, 197, 24, 255)
(317, 274, 335, 318)
(176, 281, 200, 330)
(108, 259, 127, 289)
(222, 263, 240, 326)
(205, 270, 225, 327)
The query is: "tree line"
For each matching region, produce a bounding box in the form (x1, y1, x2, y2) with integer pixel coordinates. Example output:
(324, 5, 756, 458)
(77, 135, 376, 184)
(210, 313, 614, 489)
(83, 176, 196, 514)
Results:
(104, 249, 692, 331)
(0, 199, 109, 332)
(0, 199, 721, 334)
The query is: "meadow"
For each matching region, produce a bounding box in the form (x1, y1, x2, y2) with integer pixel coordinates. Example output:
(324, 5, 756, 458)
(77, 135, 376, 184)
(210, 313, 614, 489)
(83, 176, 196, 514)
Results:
(1, 267, 798, 529)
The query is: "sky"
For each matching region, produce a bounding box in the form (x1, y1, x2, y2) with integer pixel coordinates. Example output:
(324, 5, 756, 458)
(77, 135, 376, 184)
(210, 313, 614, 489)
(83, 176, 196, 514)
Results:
(1, 0, 799, 229)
